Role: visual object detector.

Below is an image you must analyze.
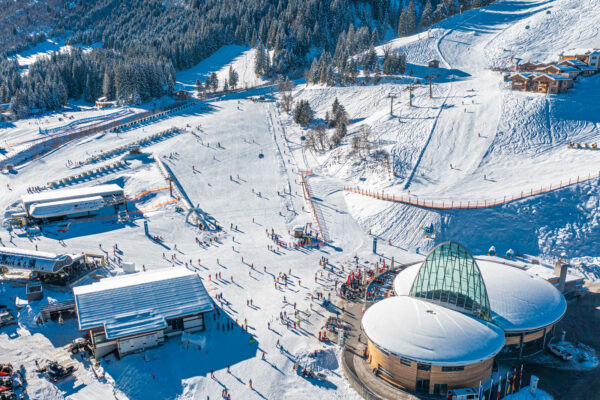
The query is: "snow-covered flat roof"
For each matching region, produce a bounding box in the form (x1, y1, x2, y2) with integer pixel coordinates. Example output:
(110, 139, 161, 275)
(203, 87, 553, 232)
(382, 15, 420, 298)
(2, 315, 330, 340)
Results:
(362, 296, 505, 366)
(74, 268, 214, 333)
(21, 184, 123, 208)
(394, 259, 567, 332)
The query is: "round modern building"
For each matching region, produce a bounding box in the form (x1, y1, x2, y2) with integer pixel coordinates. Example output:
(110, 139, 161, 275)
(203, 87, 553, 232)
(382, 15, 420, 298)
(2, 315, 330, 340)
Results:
(362, 242, 567, 395)
(394, 250, 566, 357)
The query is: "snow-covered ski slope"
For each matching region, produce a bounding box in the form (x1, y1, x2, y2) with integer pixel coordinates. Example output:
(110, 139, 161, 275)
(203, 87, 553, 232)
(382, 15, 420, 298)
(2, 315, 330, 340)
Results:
(0, 1, 598, 399)
(297, 0, 600, 201)
(3, 94, 420, 399)
(290, 0, 600, 259)
(176, 46, 267, 92)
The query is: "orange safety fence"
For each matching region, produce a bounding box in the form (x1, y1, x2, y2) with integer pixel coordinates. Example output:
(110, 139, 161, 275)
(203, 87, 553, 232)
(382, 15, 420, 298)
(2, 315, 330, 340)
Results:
(138, 198, 180, 213)
(128, 186, 170, 201)
(345, 171, 600, 210)
(300, 171, 326, 244)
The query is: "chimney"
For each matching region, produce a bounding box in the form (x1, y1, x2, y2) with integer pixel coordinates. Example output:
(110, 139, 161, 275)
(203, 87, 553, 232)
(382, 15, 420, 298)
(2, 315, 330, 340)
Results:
(554, 259, 569, 293)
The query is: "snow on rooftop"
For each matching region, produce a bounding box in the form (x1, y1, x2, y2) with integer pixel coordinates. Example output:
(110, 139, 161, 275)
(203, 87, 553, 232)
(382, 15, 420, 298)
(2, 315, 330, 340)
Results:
(73, 268, 214, 332)
(0, 246, 82, 273)
(0, 246, 68, 261)
(21, 184, 123, 206)
(362, 296, 505, 365)
(394, 258, 567, 332)
(104, 311, 168, 339)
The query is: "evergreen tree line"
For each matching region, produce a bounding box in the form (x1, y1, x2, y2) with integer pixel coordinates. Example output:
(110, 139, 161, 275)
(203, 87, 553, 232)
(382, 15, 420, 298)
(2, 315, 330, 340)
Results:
(0, 0, 74, 58)
(0, 48, 175, 118)
(0, 0, 498, 118)
(399, 0, 497, 38)
(305, 30, 406, 86)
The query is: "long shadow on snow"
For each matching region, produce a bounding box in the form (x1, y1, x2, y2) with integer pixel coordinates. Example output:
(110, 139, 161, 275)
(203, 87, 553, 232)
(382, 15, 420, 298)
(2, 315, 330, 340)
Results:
(432, 182, 600, 258)
(103, 308, 259, 400)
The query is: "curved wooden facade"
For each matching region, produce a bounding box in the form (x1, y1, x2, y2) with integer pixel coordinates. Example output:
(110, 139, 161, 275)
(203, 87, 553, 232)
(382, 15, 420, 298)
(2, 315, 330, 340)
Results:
(366, 340, 494, 395)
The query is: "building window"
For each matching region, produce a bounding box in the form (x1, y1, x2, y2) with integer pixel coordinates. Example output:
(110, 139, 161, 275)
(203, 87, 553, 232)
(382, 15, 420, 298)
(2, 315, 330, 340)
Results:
(417, 363, 431, 371)
(434, 383, 448, 394)
(168, 317, 184, 331)
(377, 364, 394, 379)
(442, 366, 464, 372)
(400, 358, 412, 366)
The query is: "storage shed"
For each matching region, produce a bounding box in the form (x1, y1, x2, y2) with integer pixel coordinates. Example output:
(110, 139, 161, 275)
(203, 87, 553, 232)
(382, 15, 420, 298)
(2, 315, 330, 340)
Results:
(73, 268, 214, 358)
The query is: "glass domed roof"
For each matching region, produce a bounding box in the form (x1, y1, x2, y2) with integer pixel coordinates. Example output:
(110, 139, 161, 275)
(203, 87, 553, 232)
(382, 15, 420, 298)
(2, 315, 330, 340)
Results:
(409, 242, 492, 321)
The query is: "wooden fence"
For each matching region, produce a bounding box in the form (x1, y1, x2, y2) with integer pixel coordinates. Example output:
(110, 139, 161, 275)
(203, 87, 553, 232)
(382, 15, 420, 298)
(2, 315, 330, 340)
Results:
(300, 171, 327, 244)
(345, 171, 600, 210)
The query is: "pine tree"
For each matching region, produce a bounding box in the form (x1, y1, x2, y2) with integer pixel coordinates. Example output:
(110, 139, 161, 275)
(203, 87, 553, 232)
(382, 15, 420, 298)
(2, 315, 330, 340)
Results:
(331, 98, 340, 122)
(398, 7, 408, 38)
(419, 0, 434, 31)
(254, 43, 266, 77)
(210, 72, 218, 92)
(293, 100, 314, 126)
(406, 1, 417, 36)
(307, 58, 319, 85)
(362, 46, 377, 73)
(102, 71, 113, 99)
(373, 61, 381, 84)
(382, 50, 392, 75)
(228, 66, 239, 89)
(195, 78, 203, 93)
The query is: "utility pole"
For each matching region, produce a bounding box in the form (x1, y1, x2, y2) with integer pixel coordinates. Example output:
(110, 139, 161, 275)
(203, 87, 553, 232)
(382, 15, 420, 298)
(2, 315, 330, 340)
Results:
(403, 83, 415, 107)
(387, 93, 397, 116)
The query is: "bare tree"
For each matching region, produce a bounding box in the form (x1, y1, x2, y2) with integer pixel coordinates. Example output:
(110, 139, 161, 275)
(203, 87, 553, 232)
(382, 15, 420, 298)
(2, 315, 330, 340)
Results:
(305, 130, 317, 151)
(351, 125, 371, 158)
(281, 92, 293, 113)
(314, 124, 328, 151)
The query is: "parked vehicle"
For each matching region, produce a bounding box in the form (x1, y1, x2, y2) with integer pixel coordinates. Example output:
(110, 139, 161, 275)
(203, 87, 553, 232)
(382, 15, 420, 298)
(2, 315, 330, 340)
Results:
(39, 361, 75, 383)
(0, 364, 12, 377)
(447, 388, 479, 400)
(69, 338, 89, 354)
(548, 343, 573, 361)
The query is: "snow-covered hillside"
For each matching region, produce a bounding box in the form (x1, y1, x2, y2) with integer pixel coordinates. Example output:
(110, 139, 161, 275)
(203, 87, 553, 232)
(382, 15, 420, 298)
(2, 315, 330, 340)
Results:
(288, 0, 600, 262)
(8, 39, 100, 71)
(0, 1, 598, 399)
(176, 46, 267, 92)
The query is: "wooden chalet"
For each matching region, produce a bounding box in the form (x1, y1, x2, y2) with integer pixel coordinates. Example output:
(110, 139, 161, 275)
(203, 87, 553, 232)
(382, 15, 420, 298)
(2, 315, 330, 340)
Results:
(559, 49, 600, 71)
(558, 59, 597, 76)
(537, 64, 580, 79)
(509, 73, 538, 91)
(532, 74, 572, 94)
(517, 61, 545, 72)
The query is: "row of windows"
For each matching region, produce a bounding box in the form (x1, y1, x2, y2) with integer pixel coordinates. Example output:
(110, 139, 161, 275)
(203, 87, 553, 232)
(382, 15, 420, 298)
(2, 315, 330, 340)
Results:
(441, 366, 464, 372)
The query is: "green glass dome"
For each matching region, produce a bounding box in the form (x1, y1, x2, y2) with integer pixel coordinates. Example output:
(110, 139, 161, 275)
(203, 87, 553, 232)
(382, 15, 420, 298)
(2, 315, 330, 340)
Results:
(409, 242, 492, 321)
